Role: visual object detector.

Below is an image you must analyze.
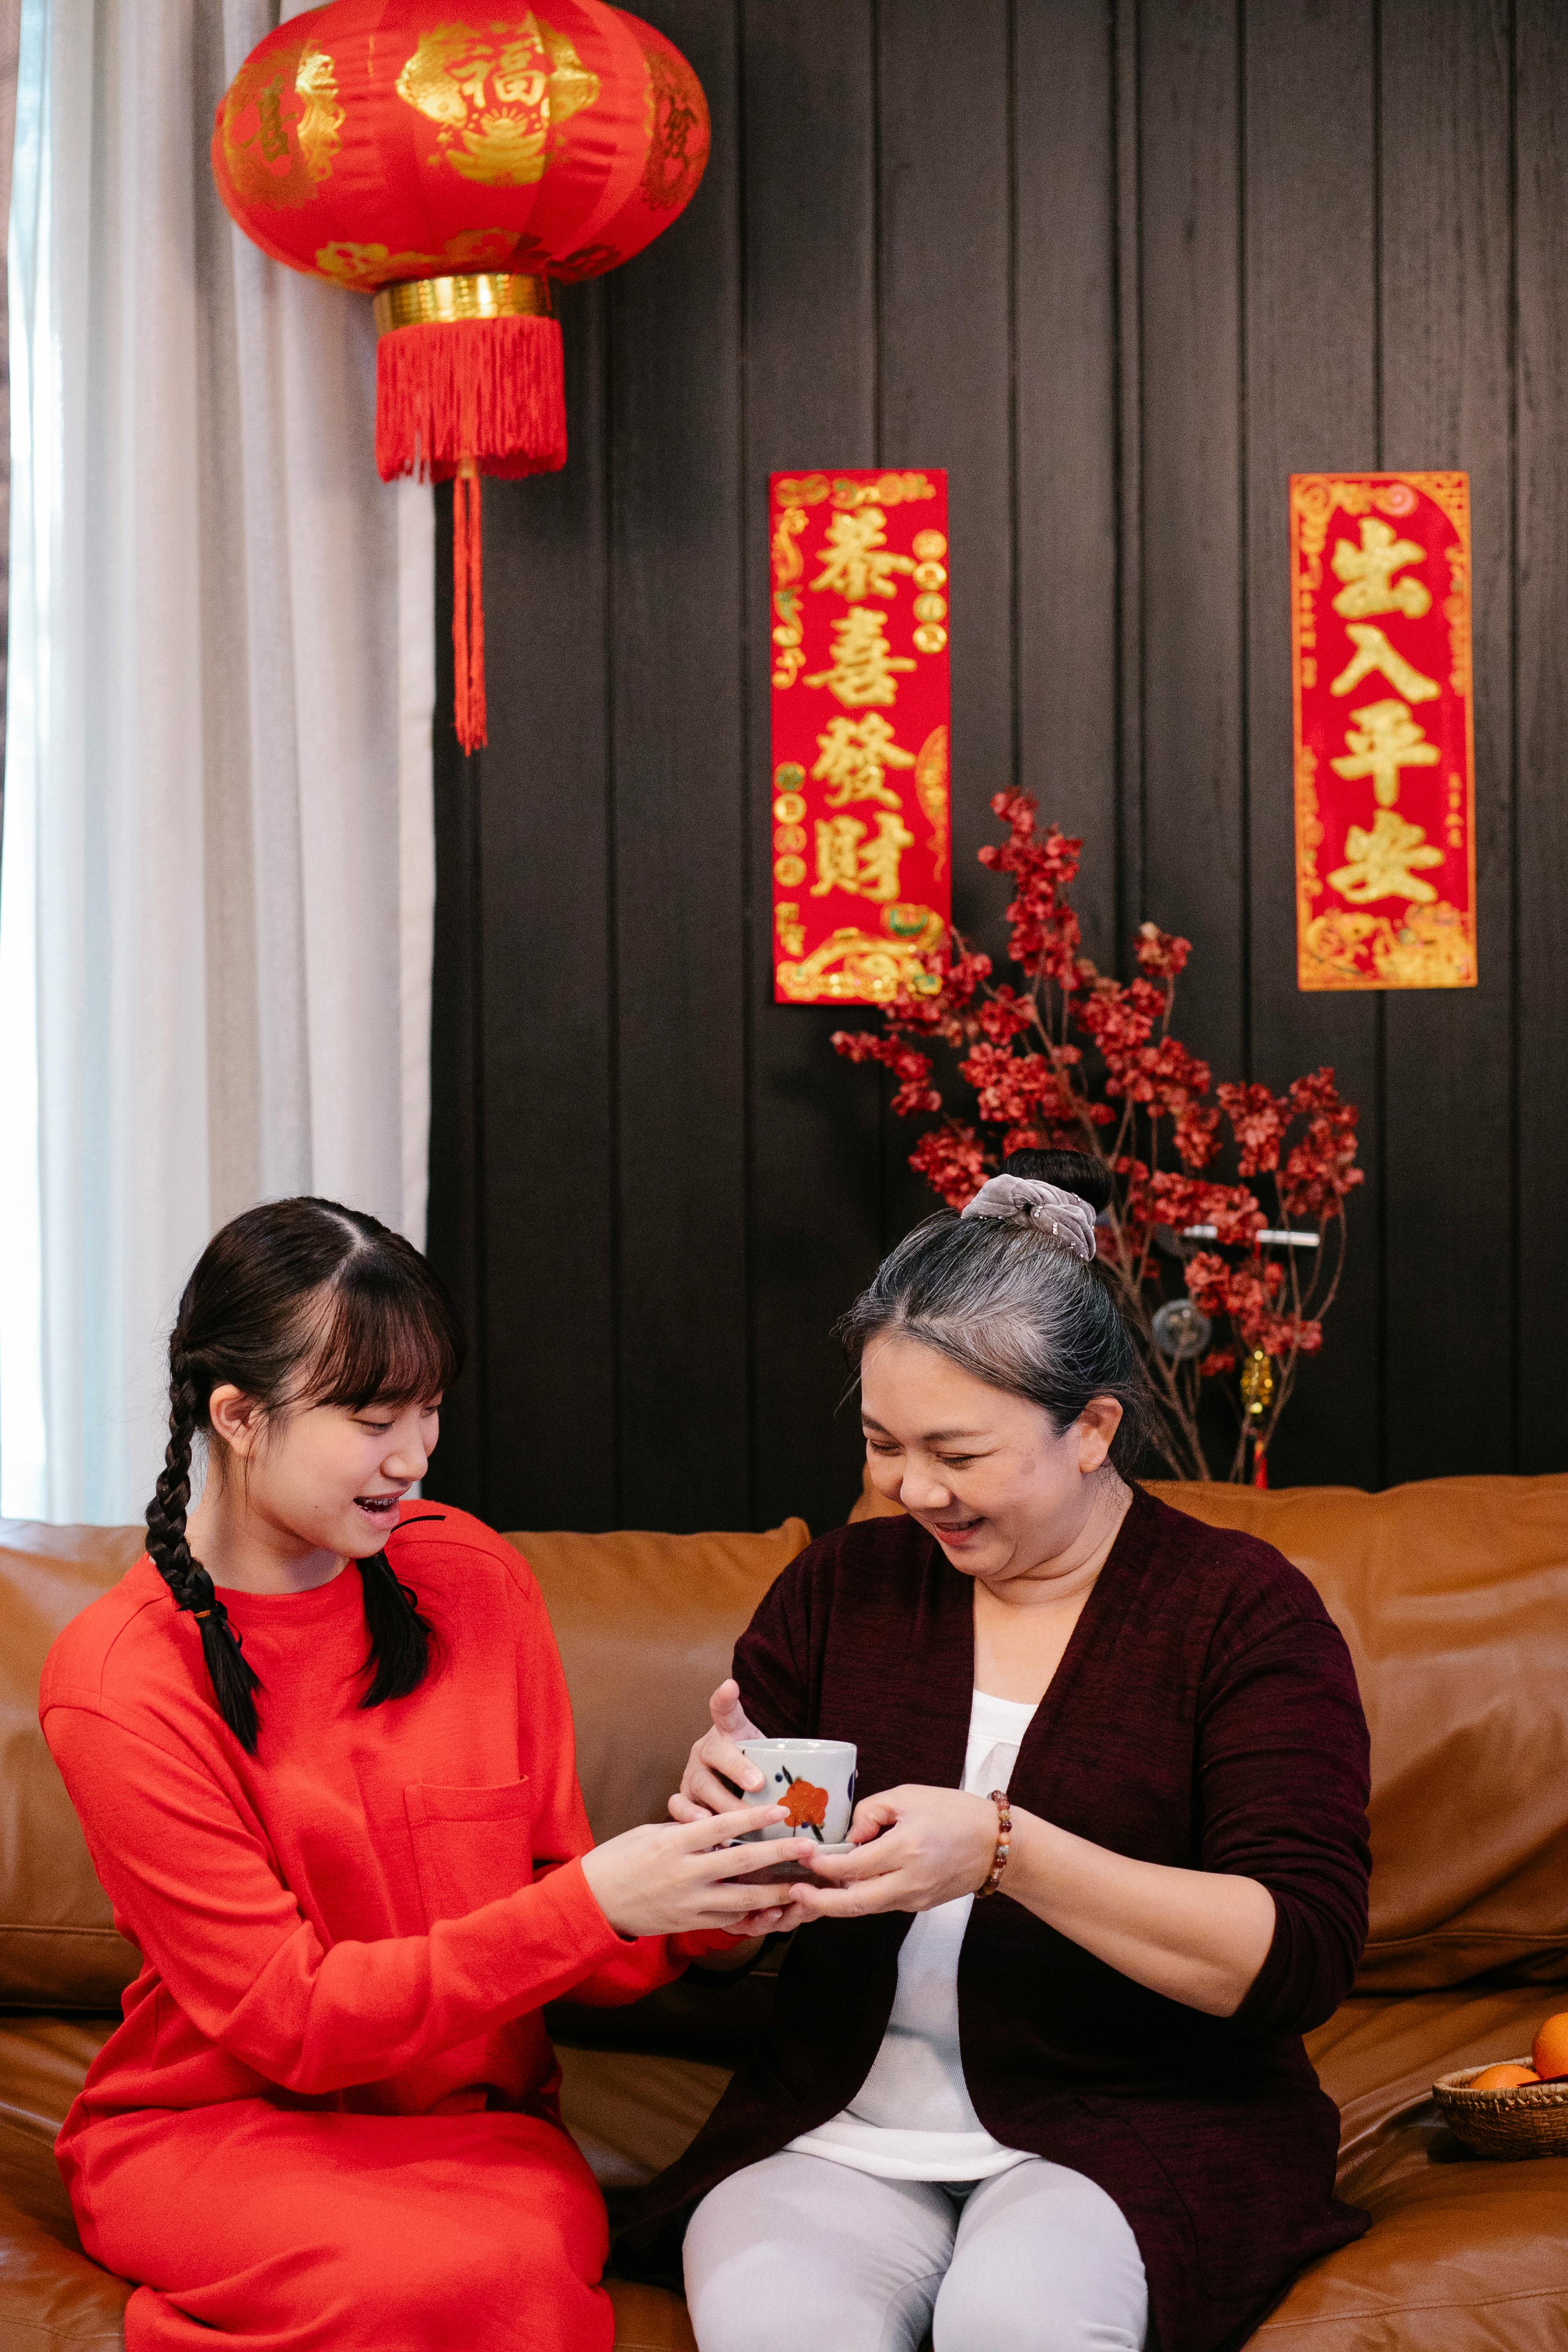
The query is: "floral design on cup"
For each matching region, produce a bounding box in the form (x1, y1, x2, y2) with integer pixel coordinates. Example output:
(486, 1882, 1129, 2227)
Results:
(779, 1772, 830, 1837)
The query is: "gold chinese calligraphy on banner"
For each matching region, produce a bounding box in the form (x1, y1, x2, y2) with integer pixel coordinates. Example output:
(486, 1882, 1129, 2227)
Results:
(1291, 473, 1476, 990)
(769, 469, 951, 1003)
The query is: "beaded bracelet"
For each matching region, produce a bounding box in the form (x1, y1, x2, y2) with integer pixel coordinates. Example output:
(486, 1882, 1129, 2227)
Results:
(974, 1789, 1013, 1898)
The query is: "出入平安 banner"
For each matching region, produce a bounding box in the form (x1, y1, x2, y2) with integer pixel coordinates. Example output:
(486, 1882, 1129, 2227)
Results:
(1291, 472, 1476, 990)
(769, 469, 950, 1003)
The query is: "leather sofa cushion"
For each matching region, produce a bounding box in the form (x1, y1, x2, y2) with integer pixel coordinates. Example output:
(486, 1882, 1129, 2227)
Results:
(1263, 1982, 1568, 2345)
(510, 1521, 811, 1843)
(0, 1525, 143, 2009)
(0, 2011, 710, 2352)
(854, 1471, 1568, 1992)
(11, 1990, 1568, 2352)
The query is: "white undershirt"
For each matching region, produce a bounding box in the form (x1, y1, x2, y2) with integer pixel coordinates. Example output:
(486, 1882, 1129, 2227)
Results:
(786, 1688, 1038, 2181)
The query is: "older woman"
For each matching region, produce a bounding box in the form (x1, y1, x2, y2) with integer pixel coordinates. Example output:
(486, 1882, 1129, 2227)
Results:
(631, 1149, 1372, 2352)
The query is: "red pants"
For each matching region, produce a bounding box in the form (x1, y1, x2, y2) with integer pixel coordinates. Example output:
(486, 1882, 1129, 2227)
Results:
(70, 2103, 614, 2351)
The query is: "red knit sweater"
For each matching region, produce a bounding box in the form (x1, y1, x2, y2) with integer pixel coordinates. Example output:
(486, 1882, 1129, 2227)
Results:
(40, 1505, 722, 2205)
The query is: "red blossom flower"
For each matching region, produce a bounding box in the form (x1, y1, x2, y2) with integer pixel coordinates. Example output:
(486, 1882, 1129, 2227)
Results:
(909, 1124, 990, 1210)
(1197, 1350, 1237, 1379)
(831, 1028, 886, 1065)
(1135, 922, 1192, 980)
(957, 1044, 1073, 1130)
(1217, 1081, 1288, 1176)
(1077, 979, 1160, 1060)
(1276, 1070, 1363, 1221)
(1174, 1104, 1221, 1170)
(977, 795, 1084, 980)
(978, 986, 1039, 1044)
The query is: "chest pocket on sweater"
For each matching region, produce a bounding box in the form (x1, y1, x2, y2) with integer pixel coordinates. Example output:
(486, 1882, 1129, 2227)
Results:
(404, 1780, 533, 1927)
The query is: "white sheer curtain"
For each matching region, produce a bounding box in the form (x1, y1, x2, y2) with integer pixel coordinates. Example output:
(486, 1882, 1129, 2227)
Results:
(0, 0, 435, 1523)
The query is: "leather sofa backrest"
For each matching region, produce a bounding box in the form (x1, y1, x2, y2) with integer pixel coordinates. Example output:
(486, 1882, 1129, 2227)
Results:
(0, 1523, 143, 2009)
(511, 1521, 812, 1842)
(0, 1513, 811, 2010)
(7, 1477, 1566, 2009)
(1142, 1477, 1568, 1990)
(858, 1470, 1568, 1990)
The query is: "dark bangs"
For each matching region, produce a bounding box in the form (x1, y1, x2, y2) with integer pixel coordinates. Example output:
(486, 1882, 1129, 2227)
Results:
(299, 1248, 464, 1412)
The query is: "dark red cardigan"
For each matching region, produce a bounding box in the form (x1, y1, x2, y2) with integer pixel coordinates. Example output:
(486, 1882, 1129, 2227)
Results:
(623, 1489, 1372, 2350)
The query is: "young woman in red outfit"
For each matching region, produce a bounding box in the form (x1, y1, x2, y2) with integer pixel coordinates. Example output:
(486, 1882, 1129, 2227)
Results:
(41, 1198, 809, 2352)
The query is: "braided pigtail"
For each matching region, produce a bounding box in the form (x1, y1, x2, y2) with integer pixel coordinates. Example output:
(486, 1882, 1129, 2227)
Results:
(145, 1358, 264, 1753)
(355, 1551, 435, 1707)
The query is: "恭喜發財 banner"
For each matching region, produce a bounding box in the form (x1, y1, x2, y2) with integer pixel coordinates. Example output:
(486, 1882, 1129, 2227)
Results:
(1291, 472, 1476, 990)
(769, 469, 951, 1004)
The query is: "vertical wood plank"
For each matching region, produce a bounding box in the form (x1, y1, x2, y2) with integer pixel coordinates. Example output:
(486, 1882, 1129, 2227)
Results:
(1243, 0, 1384, 1490)
(741, 0, 883, 1539)
(877, 0, 1015, 951)
(608, 0, 751, 1532)
(1113, 0, 1145, 954)
(875, 0, 1015, 1256)
(1379, 0, 1515, 1482)
(1514, 0, 1568, 1474)
(472, 286, 618, 1532)
(424, 488, 486, 1513)
(1014, 0, 1120, 966)
(1136, 0, 1246, 1074)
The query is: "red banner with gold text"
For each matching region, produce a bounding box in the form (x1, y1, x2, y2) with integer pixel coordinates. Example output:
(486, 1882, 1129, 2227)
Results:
(770, 469, 951, 1003)
(1291, 472, 1476, 990)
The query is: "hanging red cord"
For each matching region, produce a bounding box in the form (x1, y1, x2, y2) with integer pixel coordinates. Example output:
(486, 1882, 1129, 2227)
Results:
(451, 462, 485, 753)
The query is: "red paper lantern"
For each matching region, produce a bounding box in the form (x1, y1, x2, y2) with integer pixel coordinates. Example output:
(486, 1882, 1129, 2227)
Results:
(213, 5, 710, 749)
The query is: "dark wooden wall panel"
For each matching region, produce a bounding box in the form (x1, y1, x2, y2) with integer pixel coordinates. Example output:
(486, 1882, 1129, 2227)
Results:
(608, 3, 750, 1532)
(471, 290, 616, 1530)
(427, 0, 1568, 1534)
(1242, 0, 1384, 1491)
(740, 1, 882, 1533)
(1014, 3, 1119, 965)
(1514, 5, 1568, 1477)
(1137, 0, 1245, 1072)
(878, 0, 1015, 948)
(1379, 0, 1516, 1482)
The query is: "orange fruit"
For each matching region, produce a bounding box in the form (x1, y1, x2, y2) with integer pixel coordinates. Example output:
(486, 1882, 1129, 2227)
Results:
(1469, 2062, 1540, 2090)
(1532, 2011, 1568, 2082)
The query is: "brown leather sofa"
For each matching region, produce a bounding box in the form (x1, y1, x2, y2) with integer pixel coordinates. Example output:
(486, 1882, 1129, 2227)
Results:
(3, 1477, 1567, 2350)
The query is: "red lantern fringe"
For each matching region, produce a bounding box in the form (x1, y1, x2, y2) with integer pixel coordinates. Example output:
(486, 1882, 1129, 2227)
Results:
(374, 315, 568, 482)
(452, 470, 485, 754)
(376, 313, 568, 756)
(1252, 1442, 1269, 1491)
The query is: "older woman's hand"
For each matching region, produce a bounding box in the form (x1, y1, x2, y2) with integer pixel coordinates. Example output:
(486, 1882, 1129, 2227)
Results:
(668, 1679, 766, 1823)
(791, 1785, 1000, 1918)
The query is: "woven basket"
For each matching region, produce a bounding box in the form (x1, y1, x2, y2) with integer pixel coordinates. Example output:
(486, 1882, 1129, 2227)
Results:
(1433, 2061, 1568, 2158)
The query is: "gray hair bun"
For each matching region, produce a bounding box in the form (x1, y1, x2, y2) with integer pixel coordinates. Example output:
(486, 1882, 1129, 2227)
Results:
(960, 1174, 1098, 1261)
(838, 1148, 1147, 1474)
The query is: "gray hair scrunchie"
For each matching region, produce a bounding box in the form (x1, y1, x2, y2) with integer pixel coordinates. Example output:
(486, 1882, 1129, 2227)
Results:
(959, 1174, 1098, 1262)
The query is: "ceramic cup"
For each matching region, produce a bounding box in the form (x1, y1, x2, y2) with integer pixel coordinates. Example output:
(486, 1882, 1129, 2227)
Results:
(737, 1738, 857, 1849)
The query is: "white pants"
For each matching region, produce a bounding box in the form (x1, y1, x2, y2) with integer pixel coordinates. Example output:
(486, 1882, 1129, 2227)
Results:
(683, 2149, 1149, 2352)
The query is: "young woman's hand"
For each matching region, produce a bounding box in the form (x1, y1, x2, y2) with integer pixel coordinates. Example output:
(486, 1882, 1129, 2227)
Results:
(580, 1802, 814, 1939)
(667, 1678, 765, 1822)
(788, 1785, 998, 1920)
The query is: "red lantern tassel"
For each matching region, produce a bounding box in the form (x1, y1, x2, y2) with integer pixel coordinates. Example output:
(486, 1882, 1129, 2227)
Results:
(1252, 1442, 1269, 1491)
(376, 315, 567, 482)
(452, 467, 485, 754)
